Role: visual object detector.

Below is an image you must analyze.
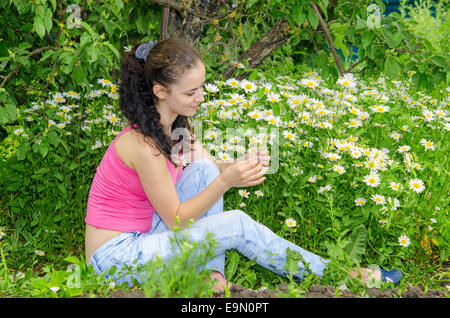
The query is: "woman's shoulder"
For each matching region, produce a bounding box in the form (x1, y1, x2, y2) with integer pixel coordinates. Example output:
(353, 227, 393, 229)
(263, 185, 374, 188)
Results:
(115, 126, 162, 170)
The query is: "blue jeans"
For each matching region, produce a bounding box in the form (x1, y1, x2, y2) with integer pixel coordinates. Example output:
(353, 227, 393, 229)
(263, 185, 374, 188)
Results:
(88, 159, 329, 286)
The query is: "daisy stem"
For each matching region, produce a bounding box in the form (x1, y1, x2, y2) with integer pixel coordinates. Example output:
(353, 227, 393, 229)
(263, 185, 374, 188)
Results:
(0, 243, 8, 275)
(327, 195, 338, 236)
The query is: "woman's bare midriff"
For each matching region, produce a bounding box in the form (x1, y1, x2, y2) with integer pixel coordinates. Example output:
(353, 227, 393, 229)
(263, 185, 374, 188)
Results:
(85, 224, 123, 262)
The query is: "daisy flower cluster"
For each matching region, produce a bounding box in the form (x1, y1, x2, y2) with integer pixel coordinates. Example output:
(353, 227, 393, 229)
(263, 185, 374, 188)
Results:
(192, 68, 448, 254)
(13, 78, 125, 151)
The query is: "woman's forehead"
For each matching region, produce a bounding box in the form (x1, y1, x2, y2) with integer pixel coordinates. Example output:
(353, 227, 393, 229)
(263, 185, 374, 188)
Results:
(177, 62, 206, 89)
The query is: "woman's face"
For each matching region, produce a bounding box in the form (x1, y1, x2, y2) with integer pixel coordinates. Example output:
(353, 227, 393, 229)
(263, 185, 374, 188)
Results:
(154, 61, 206, 119)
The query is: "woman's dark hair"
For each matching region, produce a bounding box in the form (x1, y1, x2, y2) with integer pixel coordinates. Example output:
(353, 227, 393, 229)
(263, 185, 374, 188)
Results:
(119, 38, 203, 167)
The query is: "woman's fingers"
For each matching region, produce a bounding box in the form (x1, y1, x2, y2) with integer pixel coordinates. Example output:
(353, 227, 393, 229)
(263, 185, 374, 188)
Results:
(241, 160, 266, 184)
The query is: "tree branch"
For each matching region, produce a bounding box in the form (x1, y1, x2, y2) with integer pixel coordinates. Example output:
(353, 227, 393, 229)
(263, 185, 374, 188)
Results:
(150, 0, 184, 12)
(345, 56, 368, 73)
(0, 45, 57, 89)
(311, 1, 344, 76)
(0, 65, 21, 89)
(160, 6, 170, 40)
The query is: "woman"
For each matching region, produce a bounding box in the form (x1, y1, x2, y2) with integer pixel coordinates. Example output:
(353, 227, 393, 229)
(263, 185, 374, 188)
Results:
(85, 39, 401, 290)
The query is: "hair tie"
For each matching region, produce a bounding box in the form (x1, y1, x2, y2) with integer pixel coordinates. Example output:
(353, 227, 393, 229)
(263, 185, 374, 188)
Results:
(135, 40, 158, 62)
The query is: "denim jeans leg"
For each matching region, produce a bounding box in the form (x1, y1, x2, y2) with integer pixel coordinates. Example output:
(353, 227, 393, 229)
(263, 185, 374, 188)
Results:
(174, 158, 225, 276)
(92, 209, 329, 287)
(182, 210, 330, 281)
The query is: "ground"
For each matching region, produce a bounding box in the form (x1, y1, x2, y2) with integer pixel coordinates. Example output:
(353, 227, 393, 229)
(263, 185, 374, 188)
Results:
(82, 262, 448, 298)
(106, 282, 447, 298)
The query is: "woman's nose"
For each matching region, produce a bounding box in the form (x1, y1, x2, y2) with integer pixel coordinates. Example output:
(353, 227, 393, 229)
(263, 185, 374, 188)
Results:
(196, 90, 205, 103)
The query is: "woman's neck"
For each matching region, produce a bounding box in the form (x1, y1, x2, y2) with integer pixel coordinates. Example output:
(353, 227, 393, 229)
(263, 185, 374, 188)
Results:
(155, 103, 177, 137)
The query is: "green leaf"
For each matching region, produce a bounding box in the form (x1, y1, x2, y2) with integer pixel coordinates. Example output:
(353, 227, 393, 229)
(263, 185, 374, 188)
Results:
(34, 16, 45, 39)
(49, 0, 57, 11)
(307, 7, 319, 30)
(16, 142, 30, 161)
(293, 6, 306, 27)
(79, 21, 94, 36)
(72, 66, 87, 85)
(87, 45, 98, 63)
(392, 32, 403, 48)
(44, 8, 53, 33)
(247, 0, 259, 8)
(384, 56, 402, 80)
(225, 250, 240, 280)
(0, 102, 17, 125)
(344, 224, 367, 264)
(361, 30, 374, 49)
(47, 130, 60, 147)
(325, 241, 344, 260)
(64, 256, 80, 264)
(316, 0, 328, 20)
(104, 42, 120, 60)
(430, 55, 450, 71)
(382, 28, 397, 48)
(284, 248, 308, 279)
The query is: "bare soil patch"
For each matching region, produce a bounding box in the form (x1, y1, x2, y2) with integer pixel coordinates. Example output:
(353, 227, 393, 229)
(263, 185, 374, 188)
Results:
(107, 283, 446, 298)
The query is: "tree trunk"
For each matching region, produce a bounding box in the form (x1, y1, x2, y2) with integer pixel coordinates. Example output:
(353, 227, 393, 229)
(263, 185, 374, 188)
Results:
(150, 1, 293, 79)
(153, 0, 225, 47)
(222, 19, 292, 79)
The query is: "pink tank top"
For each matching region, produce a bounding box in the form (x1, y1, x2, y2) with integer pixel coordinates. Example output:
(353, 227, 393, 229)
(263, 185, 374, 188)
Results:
(85, 125, 183, 233)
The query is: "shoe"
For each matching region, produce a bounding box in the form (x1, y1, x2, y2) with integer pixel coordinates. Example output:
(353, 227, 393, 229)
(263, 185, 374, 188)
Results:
(380, 269, 402, 286)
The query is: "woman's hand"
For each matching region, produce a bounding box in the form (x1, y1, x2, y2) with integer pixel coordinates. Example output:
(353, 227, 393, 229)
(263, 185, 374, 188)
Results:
(220, 158, 267, 188)
(236, 149, 271, 168)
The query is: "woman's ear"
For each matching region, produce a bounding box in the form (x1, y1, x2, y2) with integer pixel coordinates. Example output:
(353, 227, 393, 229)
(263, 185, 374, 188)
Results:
(152, 83, 168, 100)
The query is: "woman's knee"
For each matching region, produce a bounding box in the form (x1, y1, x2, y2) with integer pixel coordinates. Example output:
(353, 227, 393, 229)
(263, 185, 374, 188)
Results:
(225, 209, 252, 228)
(176, 158, 220, 200)
(182, 158, 220, 187)
(189, 158, 220, 176)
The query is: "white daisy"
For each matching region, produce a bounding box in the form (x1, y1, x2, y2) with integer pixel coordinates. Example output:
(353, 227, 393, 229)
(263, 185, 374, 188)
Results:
(225, 78, 240, 88)
(308, 175, 317, 183)
(337, 73, 357, 89)
(205, 83, 219, 93)
(332, 164, 346, 174)
(363, 172, 381, 187)
(254, 190, 264, 197)
(371, 105, 390, 113)
(282, 130, 297, 141)
(240, 80, 257, 93)
(389, 131, 402, 141)
(422, 109, 434, 122)
(13, 128, 25, 136)
(300, 78, 319, 89)
(266, 92, 281, 103)
(97, 78, 113, 87)
(389, 181, 401, 191)
(285, 218, 296, 228)
(354, 198, 367, 206)
(371, 194, 386, 205)
(397, 145, 411, 153)
(398, 235, 411, 247)
(318, 184, 332, 193)
(346, 118, 362, 128)
(419, 139, 435, 151)
(409, 178, 425, 193)
(238, 189, 249, 198)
